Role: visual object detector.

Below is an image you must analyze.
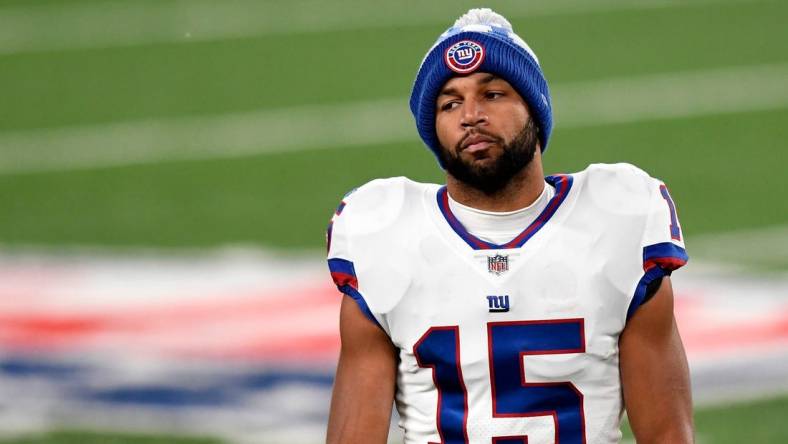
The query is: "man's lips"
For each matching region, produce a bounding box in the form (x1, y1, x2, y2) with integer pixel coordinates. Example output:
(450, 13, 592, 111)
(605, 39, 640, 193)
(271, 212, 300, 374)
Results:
(461, 134, 497, 154)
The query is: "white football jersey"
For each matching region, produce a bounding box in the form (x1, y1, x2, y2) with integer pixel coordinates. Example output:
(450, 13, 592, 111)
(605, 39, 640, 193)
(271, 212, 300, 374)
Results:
(327, 163, 688, 444)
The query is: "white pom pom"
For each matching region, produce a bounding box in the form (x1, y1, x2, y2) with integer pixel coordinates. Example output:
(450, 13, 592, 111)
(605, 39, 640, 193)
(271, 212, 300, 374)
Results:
(453, 8, 513, 31)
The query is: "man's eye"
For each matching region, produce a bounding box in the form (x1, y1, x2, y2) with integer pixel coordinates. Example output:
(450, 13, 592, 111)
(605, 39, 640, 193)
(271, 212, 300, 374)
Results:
(441, 101, 459, 111)
(486, 91, 503, 99)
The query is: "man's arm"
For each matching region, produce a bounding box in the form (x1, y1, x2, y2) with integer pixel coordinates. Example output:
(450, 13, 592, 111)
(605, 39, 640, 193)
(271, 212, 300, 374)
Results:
(326, 296, 398, 444)
(619, 276, 694, 443)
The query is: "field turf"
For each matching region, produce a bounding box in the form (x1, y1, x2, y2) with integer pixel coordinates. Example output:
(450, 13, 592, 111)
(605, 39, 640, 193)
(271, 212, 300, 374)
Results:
(0, 430, 222, 444)
(0, 0, 786, 254)
(2, 394, 787, 443)
(621, 394, 788, 443)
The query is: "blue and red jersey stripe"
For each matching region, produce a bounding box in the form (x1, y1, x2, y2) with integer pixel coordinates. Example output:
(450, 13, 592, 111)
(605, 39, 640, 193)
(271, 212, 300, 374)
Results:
(326, 258, 381, 329)
(643, 242, 688, 272)
(436, 175, 574, 250)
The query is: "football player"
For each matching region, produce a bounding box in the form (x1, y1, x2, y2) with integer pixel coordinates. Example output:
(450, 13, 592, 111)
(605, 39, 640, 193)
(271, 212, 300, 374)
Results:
(326, 8, 692, 444)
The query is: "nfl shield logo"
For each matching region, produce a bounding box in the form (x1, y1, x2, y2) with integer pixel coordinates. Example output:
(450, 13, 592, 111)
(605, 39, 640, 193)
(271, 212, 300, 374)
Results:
(487, 254, 509, 275)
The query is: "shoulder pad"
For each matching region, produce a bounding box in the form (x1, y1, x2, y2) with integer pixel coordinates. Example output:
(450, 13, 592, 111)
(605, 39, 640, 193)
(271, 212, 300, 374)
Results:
(327, 176, 435, 260)
(337, 177, 411, 236)
(326, 177, 433, 333)
(579, 162, 654, 216)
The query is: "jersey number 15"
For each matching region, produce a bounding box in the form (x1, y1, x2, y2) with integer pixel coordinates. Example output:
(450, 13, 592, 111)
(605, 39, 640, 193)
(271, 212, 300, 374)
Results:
(414, 319, 586, 444)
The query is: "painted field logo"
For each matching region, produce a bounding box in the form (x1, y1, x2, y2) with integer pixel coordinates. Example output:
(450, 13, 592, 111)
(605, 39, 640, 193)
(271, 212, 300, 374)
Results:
(445, 40, 485, 73)
(487, 254, 509, 275)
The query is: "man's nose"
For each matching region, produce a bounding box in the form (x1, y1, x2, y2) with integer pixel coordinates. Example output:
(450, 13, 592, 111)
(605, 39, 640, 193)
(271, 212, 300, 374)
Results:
(460, 98, 488, 128)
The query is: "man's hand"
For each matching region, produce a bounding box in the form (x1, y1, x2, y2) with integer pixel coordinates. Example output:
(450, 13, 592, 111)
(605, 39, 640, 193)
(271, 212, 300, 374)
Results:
(620, 276, 694, 443)
(326, 296, 398, 444)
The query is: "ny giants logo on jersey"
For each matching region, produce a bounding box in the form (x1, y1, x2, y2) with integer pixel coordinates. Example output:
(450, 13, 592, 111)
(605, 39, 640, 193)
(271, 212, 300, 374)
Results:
(487, 253, 509, 275)
(445, 40, 485, 73)
(486, 295, 510, 312)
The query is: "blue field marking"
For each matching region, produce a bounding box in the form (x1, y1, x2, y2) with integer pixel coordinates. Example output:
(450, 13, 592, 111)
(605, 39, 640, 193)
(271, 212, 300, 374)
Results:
(0, 358, 83, 378)
(239, 371, 334, 390)
(1, 355, 334, 410)
(86, 386, 233, 407)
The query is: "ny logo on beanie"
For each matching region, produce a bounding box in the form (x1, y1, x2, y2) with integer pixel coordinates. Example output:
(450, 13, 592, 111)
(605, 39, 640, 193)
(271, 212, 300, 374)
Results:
(445, 40, 485, 74)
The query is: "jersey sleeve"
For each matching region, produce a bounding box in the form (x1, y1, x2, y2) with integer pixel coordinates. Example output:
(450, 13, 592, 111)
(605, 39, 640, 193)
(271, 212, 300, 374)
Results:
(326, 178, 414, 334)
(627, 177, 689, 319)
(326, 188, 386, 331)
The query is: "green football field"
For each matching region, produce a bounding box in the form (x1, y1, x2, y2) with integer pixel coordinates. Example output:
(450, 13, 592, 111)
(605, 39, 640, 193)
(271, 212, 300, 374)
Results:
(0, 0, 786, 442)
(1, 0, 786, 255)
(2, 395, 788, 444)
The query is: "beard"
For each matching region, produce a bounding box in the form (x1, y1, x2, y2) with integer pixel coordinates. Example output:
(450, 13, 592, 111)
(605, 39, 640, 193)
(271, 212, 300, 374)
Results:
(439, 118, 539, 195)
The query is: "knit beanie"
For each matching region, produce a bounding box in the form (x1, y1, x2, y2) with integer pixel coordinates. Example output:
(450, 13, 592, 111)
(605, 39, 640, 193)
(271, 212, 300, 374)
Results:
(409, 8, 552, 168)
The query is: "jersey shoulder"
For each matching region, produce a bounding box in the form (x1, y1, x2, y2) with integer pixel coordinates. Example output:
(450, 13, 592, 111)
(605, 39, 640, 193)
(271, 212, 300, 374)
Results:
(330, 176, 436, 241)
(326, 177, 437, 331)
(578, 162, 656, 197)
(568, 162, 663, 219)
(573, 162, 685, 243)
(572, 163, 688, 317)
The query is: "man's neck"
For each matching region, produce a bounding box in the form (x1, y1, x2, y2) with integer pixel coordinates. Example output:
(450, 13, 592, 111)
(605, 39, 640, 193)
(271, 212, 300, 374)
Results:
(445, 151, 546, 212)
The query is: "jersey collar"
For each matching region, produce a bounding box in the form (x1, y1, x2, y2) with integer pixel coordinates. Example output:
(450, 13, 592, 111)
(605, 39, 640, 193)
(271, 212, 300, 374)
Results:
(436, 174, 574, 250)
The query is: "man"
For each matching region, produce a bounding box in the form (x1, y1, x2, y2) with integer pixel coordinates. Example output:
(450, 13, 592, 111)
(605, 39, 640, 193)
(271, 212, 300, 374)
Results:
(326, 8, 692, 444)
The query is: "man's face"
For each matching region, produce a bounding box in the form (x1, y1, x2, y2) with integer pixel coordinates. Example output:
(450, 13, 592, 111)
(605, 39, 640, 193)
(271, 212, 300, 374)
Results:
(435, 72, 539, 194)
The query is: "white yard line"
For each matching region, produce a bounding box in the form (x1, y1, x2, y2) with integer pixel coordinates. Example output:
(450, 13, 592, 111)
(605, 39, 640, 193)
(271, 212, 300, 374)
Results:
(0, 0, 764, 56)
(0, 98, 414, 174)
(0, 62, 786, 174)
(554, 62, 788, 127)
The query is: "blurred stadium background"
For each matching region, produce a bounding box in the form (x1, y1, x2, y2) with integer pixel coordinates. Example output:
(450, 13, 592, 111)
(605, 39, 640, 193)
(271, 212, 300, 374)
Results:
(0, 0, 786, 443)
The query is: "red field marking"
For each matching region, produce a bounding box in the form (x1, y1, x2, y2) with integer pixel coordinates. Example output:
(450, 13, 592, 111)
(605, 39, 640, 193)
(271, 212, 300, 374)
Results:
(2, 261, 786, 365)
(0, 282, 344, 359)
(674, 291, 788, 359)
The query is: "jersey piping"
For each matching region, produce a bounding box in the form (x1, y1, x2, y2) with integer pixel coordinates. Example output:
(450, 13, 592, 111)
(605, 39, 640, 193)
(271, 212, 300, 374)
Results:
(435, 174, 574, 250)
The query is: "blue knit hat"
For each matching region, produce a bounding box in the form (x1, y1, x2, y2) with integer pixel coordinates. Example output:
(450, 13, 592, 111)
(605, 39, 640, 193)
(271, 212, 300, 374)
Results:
(409, 8, 552, 168)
